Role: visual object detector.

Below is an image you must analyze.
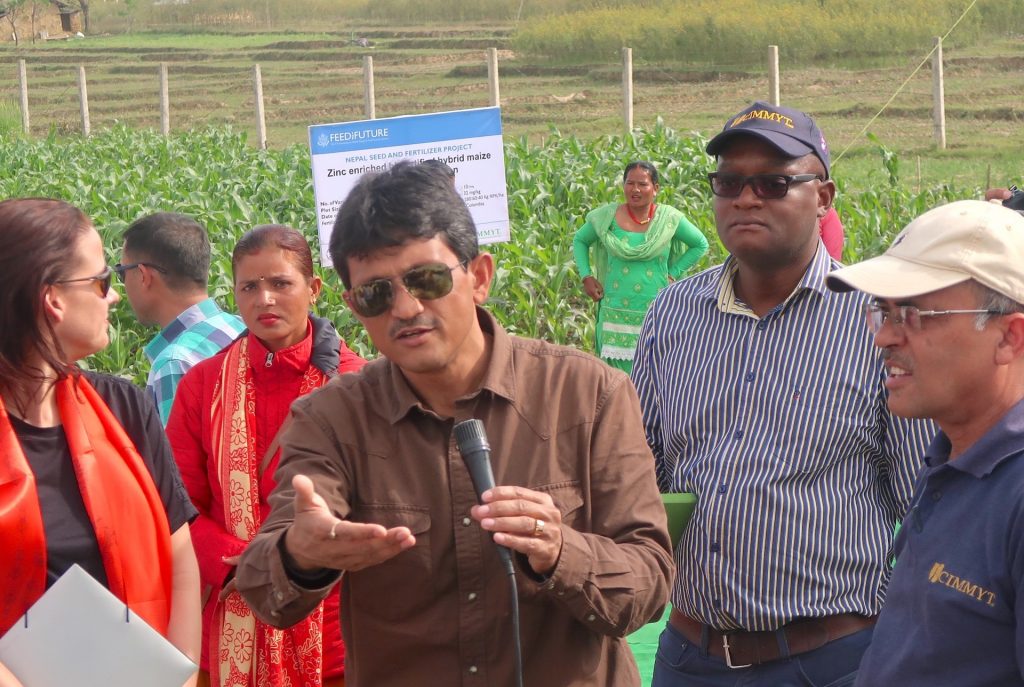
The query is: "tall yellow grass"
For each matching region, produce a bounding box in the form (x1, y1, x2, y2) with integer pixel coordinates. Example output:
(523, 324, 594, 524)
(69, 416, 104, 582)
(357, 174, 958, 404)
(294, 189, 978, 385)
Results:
(97, 0, 616, 30)
(515, 0, 1021, 64)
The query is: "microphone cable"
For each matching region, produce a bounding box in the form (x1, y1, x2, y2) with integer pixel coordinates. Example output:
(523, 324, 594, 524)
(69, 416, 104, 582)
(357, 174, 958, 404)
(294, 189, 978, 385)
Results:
(505, 554, 523, 687)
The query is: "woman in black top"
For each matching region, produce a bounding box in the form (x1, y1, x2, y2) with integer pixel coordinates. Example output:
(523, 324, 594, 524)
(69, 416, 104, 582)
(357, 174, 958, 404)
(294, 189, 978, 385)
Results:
(0, 198, 200, 687)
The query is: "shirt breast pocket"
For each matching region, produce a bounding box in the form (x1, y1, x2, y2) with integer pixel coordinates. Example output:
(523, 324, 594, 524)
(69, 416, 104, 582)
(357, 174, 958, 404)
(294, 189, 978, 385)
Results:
(346, 504, 433, 622)
(534, 480, 586, 530)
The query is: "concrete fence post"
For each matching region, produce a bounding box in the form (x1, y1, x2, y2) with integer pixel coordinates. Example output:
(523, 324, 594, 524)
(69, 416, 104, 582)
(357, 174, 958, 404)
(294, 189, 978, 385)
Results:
(77, 65, 90, 136)
(18, 59, 30, 135)
(622, 47, 633, 133)
(487, 47, 500, 107)
(768, 45, 780, 106)
(253, 64, 267, 150)
(159, 62, 170, 136)
(363, 56, 376, 119)
(932, 36, 946, 149)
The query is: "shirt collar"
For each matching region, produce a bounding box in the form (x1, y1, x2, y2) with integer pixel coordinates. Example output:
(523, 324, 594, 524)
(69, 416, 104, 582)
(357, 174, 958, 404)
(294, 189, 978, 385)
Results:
(923, 397, 1024, 478)
(711, 239, 833, 316)
(382, 307, 514, 424)
(144, 298, 223, 363)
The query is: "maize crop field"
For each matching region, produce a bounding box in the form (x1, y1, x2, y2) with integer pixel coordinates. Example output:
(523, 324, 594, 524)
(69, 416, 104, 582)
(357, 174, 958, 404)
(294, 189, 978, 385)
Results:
(0, 123, 977, 382)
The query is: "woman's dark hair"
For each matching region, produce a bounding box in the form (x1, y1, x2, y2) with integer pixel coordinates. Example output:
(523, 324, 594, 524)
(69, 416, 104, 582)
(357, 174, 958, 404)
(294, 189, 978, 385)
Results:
(0, 198, 92, 404)
(329, 160, 479, 288)
(232, 224, 316, 281)
(623, 161, 660, 185)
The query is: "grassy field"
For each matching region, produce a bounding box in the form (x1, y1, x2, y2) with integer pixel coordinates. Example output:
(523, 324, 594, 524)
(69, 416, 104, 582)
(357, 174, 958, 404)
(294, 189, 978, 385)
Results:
(0, 22, 1020, 193)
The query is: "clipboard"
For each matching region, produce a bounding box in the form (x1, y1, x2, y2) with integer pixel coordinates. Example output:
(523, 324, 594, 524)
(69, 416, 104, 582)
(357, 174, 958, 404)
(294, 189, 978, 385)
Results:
(0, 564, 197, 687)
(661, 492, 697, 547)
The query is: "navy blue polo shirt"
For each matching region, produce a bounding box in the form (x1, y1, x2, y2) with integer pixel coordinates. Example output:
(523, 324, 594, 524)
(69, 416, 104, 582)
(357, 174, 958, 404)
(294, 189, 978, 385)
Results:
(856, 398, 1024, 686)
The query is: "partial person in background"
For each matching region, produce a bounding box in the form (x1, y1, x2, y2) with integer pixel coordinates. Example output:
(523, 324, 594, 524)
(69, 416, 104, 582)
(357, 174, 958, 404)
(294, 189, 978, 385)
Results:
(119, 212, 245, 426)
(986, 187, 1014, 202)
(819, 206, 844, 260)
(987, 185, 1024, 214)
(573, 161, 708, 373)
(0, 198, 200, 687)
(167, 225, 365, 687)
(632, 102, 934, 687)
(827, 200, 1024, 687)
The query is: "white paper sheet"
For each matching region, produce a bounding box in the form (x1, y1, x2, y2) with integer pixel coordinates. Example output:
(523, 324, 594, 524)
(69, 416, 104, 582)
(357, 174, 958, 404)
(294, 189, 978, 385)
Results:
(0, 564, 196, 687)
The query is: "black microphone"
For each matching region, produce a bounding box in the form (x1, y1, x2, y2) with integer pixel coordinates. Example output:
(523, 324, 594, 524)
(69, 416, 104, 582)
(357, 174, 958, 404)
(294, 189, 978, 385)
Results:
(454, 419, 514, 574)
(453, 419, 525, 687)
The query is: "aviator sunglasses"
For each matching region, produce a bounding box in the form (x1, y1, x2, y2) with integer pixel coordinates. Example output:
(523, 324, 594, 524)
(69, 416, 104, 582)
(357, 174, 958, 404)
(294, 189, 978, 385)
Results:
(348, 261, 467, 317)
(53, 266, 114, 298)
(708, 172, 822, 200)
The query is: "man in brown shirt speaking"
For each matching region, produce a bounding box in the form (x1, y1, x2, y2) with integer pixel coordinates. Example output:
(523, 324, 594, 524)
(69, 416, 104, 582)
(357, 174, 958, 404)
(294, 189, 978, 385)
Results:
(235, 161, 673, 686)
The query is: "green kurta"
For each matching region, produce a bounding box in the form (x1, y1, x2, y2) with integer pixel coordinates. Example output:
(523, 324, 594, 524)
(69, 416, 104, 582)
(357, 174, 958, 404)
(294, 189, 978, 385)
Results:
(573, 203, 708, 373)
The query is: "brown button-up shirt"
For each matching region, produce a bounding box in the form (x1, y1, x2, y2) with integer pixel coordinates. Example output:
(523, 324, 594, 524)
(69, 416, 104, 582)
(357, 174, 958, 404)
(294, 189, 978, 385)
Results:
(236, 309, 673, 687)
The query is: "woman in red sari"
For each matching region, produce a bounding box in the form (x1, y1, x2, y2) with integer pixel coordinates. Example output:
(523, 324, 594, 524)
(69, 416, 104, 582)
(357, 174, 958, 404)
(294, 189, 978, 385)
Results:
(167, 225, 364, 687)
(0, 198, 201, 687)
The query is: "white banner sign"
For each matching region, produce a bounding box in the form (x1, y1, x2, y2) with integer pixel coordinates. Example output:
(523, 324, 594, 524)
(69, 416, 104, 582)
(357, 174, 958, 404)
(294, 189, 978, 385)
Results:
(309, 107, 510, 266)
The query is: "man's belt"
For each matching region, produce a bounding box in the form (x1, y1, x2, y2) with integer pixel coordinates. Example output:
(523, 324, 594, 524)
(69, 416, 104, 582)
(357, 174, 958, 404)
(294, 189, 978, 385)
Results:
(668, 608, 877, 669)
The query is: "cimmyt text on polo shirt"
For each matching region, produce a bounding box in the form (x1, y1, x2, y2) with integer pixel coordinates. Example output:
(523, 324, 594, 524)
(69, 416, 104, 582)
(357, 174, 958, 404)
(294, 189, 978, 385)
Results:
(928, 562, 996, 606)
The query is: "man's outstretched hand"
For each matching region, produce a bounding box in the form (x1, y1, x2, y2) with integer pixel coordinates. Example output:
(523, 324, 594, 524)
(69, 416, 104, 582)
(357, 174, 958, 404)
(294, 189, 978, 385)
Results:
(283, 474, 417, 573)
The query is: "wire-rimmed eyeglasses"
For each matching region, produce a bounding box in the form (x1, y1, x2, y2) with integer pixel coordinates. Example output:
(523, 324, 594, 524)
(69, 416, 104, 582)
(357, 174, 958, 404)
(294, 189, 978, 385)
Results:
(864, 303, 1005, 334)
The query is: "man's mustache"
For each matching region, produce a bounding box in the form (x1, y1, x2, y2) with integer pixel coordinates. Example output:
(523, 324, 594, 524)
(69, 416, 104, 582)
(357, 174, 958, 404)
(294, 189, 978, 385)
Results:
(389, 315, 437, 338)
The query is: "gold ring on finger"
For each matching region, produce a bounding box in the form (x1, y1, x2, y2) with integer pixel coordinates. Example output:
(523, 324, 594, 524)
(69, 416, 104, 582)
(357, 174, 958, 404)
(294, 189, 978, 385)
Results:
(532, 518, 545, 538)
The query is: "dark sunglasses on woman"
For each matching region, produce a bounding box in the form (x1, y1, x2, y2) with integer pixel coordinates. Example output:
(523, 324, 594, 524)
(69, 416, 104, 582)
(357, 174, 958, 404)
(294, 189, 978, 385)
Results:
(53, 266, 114, 298)
(347, 261, 467, 317)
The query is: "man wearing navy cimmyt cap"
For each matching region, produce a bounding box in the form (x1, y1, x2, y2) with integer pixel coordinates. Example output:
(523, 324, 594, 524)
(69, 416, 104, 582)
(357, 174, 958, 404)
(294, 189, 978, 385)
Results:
(632, 102, 934, 686)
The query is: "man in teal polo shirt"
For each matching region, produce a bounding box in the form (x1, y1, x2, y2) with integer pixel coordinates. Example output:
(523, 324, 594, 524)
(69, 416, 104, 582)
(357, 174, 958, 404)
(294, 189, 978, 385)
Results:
(119, 212, 244, 425)
(827, 200, 1024, 685)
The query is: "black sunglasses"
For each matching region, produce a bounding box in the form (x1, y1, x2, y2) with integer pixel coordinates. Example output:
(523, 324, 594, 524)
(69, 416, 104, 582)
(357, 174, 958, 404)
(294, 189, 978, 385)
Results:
(348, 261, 467, 317)
(113, 262, 168, 283)
(708, 172, 822, 200)
(54, 266, 114, 297)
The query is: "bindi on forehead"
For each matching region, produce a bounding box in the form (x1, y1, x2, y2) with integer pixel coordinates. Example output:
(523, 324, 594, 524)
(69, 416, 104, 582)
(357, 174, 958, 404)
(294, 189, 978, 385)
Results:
(237, 272, 291, 286)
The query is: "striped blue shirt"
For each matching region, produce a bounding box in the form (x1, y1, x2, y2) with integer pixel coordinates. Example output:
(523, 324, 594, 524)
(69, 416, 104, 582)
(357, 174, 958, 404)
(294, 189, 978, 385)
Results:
(632, 244, 935, 631)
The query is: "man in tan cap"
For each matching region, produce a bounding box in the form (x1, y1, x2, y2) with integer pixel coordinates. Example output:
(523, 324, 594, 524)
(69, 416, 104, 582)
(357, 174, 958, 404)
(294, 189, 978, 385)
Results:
(827, 199, 1024, 686)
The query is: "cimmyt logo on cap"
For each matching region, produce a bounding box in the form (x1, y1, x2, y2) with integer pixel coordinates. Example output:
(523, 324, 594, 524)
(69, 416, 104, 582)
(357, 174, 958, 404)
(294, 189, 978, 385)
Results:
(729, 109, 795, 130)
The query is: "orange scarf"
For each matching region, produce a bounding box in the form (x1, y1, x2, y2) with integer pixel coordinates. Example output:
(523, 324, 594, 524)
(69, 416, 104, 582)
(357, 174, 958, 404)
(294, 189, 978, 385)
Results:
(209, 336, 328, 687)
(0, 375, 173, 636)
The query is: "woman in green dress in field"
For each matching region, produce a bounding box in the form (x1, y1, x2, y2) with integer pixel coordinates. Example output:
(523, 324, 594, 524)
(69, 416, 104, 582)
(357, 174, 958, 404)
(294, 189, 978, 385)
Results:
(573, 161, 708, 373)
